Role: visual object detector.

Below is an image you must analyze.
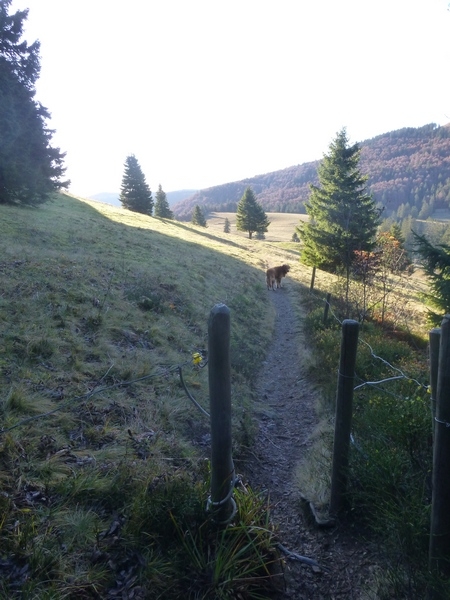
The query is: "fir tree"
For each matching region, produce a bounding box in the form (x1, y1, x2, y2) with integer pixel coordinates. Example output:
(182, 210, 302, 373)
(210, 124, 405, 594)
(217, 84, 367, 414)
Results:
(192, 204, 207, 227)
(413, 232, 450, 325)
(154, 184, 173, 219)
(390, 222, 405, 245)
(297, 128, 380, 307)
(119, 155, 153, 215)
(223, 217, 231, 233)
(0, 0, 68, 205)
(236, 187, 270, 239)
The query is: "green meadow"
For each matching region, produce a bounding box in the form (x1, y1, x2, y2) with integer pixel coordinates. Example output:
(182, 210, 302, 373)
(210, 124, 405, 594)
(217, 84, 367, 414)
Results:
(206, 211, 308, 243)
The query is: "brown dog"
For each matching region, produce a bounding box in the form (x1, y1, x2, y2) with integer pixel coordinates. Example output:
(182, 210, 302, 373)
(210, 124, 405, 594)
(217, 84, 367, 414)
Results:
(266, 264, 290, 290)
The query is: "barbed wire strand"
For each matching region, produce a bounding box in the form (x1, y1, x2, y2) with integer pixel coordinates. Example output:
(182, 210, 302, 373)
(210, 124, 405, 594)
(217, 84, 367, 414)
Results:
(0, 357, 206, 436)
(310, 289, 428, 392)
(178, 366, 210, 418)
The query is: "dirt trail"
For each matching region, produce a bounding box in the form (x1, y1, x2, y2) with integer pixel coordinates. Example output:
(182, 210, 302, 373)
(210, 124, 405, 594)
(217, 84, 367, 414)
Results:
(243, 284, 378, 599)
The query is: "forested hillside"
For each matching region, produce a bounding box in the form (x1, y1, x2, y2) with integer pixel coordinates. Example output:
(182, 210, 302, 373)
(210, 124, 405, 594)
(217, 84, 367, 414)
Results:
(173, 123, 450, 221)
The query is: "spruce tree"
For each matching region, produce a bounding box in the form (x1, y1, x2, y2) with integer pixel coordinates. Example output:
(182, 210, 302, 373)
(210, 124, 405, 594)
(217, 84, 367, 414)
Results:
(413, 232, 450, 325)
(236, 187, 270, 239)
(297, 129, 380, 305)
(390, 222, 405, 245)
(119, 155, 153, 215)
(223, 217, 231, 233)
(0, 0, 68, 205)
(154, 184, 173, 219)
(191, 204, 207, 227)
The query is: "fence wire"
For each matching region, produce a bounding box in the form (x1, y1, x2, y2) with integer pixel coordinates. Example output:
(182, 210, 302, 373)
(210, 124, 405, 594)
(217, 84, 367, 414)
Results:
(309, 288, 429, 394)
(0, 353, 209, 436)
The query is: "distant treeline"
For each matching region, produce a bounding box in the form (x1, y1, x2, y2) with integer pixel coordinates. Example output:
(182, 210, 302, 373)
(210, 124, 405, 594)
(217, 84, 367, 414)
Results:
(173, 123, 450, 223)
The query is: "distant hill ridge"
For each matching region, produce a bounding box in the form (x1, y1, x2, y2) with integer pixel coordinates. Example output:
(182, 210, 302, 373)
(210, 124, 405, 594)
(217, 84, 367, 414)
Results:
(89, 189, 198, 209)
(172, 123, 450, 221)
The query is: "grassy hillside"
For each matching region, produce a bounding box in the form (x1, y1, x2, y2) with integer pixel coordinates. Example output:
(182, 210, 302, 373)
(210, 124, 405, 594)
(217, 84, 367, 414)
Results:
(0, 193, 317, 598)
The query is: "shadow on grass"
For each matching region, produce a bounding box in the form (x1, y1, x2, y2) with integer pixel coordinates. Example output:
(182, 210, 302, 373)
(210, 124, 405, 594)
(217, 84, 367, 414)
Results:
(167, 219, 250, 250)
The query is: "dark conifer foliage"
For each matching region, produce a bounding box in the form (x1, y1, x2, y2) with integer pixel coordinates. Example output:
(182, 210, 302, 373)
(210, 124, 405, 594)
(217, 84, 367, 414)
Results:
(119, 155, 153, 215)
(297, 129, 380, 310)
(413, 232, 450, 325)
(154, 184, 173, 219)
(191, 204, 207, 226)
(0, 0, 68, 205)
(236, 186, 270, 239)
(298, 129, 380, 273)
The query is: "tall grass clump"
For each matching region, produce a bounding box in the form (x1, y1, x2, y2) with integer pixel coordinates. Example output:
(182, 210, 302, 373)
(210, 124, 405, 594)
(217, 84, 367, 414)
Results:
(168, 487, 282, 600)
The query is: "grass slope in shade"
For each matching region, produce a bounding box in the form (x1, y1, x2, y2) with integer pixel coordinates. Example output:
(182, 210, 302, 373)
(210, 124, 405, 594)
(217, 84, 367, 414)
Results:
(0, 193, 302, 598)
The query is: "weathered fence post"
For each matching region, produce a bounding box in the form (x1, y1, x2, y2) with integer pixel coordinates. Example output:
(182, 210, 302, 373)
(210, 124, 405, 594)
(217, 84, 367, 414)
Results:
(323, 293, 331, 325)
(329, 319, 359, 518)
(208, 303, 235, 525)
(429, 315, 450, 583)
(429, 328, 440, 439)
(310, 266, 316, 292)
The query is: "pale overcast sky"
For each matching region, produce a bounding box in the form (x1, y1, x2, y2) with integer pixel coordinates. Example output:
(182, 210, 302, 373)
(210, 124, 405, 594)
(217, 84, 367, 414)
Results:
(10, 0, 450, 197)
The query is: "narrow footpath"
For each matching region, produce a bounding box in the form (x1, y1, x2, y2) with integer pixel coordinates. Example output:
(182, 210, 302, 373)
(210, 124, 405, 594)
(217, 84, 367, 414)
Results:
(243, 284, 380, 599)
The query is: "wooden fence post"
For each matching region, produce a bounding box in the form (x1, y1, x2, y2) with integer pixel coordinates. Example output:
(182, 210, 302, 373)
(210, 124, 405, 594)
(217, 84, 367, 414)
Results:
(310, 266, 316, 292)
(329, 319, 359, 518)
(323, 293, 331, 325)
(429, 315, 450, 582)
(429, 328, 440, 439)
(208, 303, 235, 525)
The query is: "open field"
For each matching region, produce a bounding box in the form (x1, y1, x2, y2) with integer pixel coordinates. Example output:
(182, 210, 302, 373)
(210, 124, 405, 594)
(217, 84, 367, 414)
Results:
(207, 211, 308, 243)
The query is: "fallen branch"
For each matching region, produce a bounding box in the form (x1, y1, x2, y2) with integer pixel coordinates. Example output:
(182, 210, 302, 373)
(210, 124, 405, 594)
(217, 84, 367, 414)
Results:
(276, 543, 329, 573)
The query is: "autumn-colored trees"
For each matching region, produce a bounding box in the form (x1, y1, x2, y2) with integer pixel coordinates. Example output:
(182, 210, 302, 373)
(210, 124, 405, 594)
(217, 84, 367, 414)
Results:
(350, 228, 412, 324)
